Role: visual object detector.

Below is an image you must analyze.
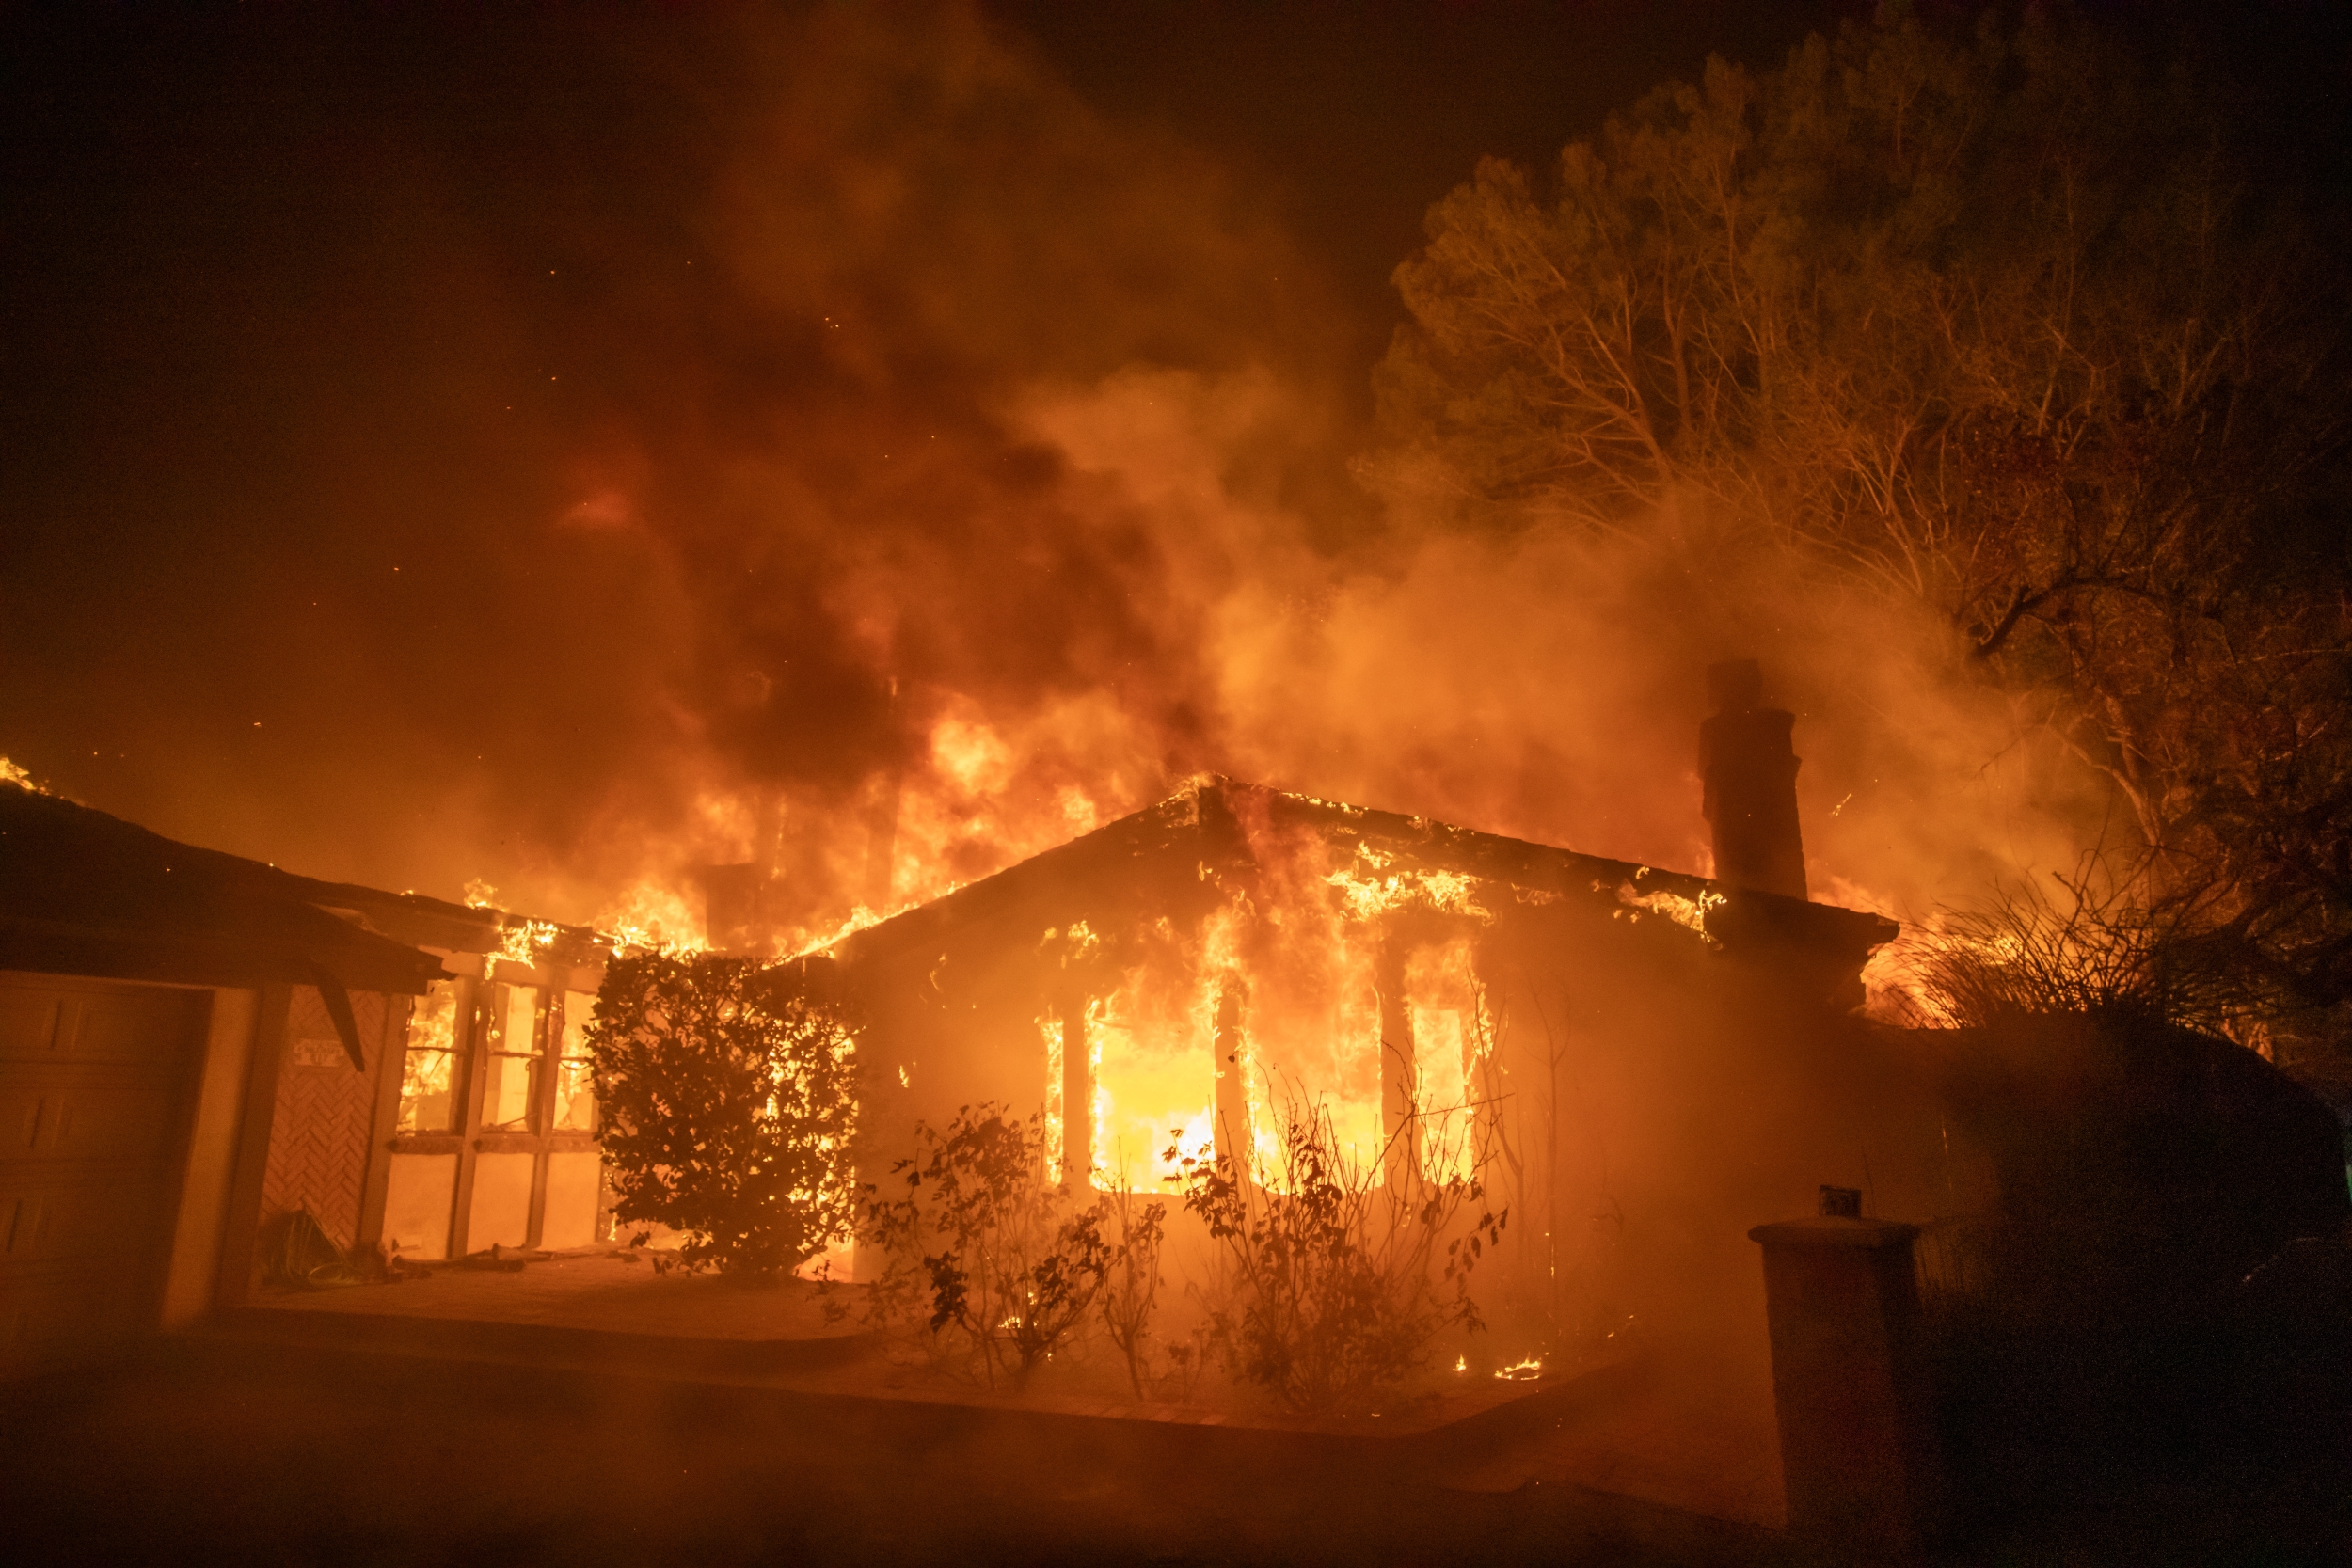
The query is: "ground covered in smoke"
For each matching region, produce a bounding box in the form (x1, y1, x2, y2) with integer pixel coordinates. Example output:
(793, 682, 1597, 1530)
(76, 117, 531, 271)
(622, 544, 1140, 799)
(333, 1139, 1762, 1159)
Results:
(15, 1338, 1772, 1568)
(9, 1334, 2347, 1567)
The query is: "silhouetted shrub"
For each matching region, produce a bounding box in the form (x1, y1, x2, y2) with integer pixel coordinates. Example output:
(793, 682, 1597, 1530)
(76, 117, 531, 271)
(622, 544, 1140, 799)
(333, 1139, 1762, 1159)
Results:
(1098, 1183, 1168, 1398)
(588, 954, 860, 1277)
(861, 1103, 1111, 1386)
(1173, 1098, 1503, 1412)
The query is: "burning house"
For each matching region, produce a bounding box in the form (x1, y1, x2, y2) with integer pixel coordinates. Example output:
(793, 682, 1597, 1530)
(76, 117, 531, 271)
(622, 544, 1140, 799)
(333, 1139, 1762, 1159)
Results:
(11, 646, 2341, 1554)
(0, 778, 610, 1376)
(828, 663, 1930, 1353)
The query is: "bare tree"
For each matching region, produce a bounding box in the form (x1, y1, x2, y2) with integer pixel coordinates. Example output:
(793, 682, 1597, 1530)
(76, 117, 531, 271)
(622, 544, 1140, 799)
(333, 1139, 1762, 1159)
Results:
(1382, 5, 2352, 1036)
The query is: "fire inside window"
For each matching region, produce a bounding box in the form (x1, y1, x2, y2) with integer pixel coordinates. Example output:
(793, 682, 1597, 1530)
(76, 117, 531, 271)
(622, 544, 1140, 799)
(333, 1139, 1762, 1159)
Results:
(1057, 942, 1489, 1194)
(481, 985, 542, 1130)
(396, 980, 461, 1132)
(1406, 934, 1484, 1183)
(554, 990, 597, 1132)
(1090, 988, 1212, 1192)
(395, 979, 596, 1137)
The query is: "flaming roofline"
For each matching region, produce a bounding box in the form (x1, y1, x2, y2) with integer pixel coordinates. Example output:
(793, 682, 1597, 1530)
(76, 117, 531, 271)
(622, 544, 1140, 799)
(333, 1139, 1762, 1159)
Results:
(0, 781, 606, 997)
(828, 773, 1897, 970)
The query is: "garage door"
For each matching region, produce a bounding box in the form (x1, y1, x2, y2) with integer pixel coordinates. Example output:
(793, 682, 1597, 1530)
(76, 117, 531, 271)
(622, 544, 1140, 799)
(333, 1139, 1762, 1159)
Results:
(0, 974, 207, 1377)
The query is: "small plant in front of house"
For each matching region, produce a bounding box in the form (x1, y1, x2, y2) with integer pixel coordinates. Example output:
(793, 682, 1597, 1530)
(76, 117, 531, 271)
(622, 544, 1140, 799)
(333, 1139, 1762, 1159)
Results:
(1173, 1096, 1504, 1414)
(588, 954, 859, 1278)
(860, 1102, 1112, 1387)
(1098, 1180, 1168, 1399)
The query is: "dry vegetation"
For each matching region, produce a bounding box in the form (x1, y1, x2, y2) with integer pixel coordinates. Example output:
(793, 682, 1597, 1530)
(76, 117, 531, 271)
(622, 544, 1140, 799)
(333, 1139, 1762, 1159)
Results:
(839, 1094, 1505, 1413)
(857, 1105, 1111, 1388)
(1171, 1101, 1506, 1413)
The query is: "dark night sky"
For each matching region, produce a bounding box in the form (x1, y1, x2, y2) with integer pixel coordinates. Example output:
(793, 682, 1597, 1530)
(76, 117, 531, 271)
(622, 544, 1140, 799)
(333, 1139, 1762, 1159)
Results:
(2, 1, 2340, 924)
(985, 1, 1856, 347)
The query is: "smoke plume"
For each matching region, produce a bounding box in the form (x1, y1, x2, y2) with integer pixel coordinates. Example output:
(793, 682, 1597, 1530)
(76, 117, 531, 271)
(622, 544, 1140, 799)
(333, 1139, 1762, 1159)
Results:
(0, 2, 2098, 948)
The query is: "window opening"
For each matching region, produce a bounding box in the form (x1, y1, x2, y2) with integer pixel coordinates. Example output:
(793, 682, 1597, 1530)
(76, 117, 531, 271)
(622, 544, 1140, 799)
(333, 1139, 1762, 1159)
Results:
(481, 984, 541, 1131)
(553, 990, 598, 1132)
(1091, 984, 1211, 1194)
(1406, 937, 1484, 1181)
(396, 980, 462, 1132)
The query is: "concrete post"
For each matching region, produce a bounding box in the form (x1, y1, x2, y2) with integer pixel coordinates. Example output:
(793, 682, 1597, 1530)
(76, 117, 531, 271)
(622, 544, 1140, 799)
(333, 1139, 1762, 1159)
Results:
(1749, 1202, 1941, 1560)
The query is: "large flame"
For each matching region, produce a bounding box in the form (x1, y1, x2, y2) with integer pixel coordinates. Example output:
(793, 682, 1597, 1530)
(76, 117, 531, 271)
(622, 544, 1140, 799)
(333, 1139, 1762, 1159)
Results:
(1018, 796, 1539, 1196)
(596, 880, 710, 958)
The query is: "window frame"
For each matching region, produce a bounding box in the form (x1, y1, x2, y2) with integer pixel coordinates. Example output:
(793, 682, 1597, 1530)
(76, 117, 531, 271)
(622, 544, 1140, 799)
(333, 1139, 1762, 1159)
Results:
(371, 954, 608, 1259)
(391, 979, 465, 1135)
(477, 981, 545, 1132)
(550, 988, 598, 1134)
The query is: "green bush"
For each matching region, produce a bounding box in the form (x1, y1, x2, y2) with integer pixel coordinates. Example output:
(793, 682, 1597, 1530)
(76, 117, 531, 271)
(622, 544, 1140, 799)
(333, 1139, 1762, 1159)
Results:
(588, 954, 859, 1277)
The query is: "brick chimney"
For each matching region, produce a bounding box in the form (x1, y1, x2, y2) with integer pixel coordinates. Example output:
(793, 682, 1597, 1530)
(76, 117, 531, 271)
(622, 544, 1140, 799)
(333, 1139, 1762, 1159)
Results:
(1700, 658, 1807, 899)
(692, 863, 766, 954)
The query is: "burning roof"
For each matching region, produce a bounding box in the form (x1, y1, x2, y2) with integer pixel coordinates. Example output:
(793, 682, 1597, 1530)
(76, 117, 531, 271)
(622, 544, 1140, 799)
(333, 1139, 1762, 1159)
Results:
(832, 773, 1895, 973)
(0, 780, 605, 1061)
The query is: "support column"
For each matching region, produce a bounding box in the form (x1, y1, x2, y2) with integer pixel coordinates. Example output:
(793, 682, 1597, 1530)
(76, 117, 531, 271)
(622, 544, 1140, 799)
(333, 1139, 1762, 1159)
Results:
(1059, 990, 1090, 1191)
(1750, 1194, 1942, 1560)
(1212, 981, 1250, 1174)
(161, 988, 262, 1327)
(354, 993, 407, 1257)
(524, 983, 556, 1249)
(1377, 946, 1418, 1188)
(447, 969, 486, 1258)
(213, 982, 291, 1312)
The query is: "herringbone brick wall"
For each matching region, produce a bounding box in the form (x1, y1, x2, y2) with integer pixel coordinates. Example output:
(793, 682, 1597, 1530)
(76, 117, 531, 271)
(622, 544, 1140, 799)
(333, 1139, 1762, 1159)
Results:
(261, 988, 389, 1252)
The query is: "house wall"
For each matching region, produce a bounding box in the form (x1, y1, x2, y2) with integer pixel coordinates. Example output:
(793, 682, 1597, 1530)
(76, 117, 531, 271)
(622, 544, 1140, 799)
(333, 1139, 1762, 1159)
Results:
(847, 889, 1975, 1373)
(157, 987, 261, 1327)
(1474, 904, 1990, 1365)
(853, 943, 1052, 1170)
(259, 986, 397, 1255)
